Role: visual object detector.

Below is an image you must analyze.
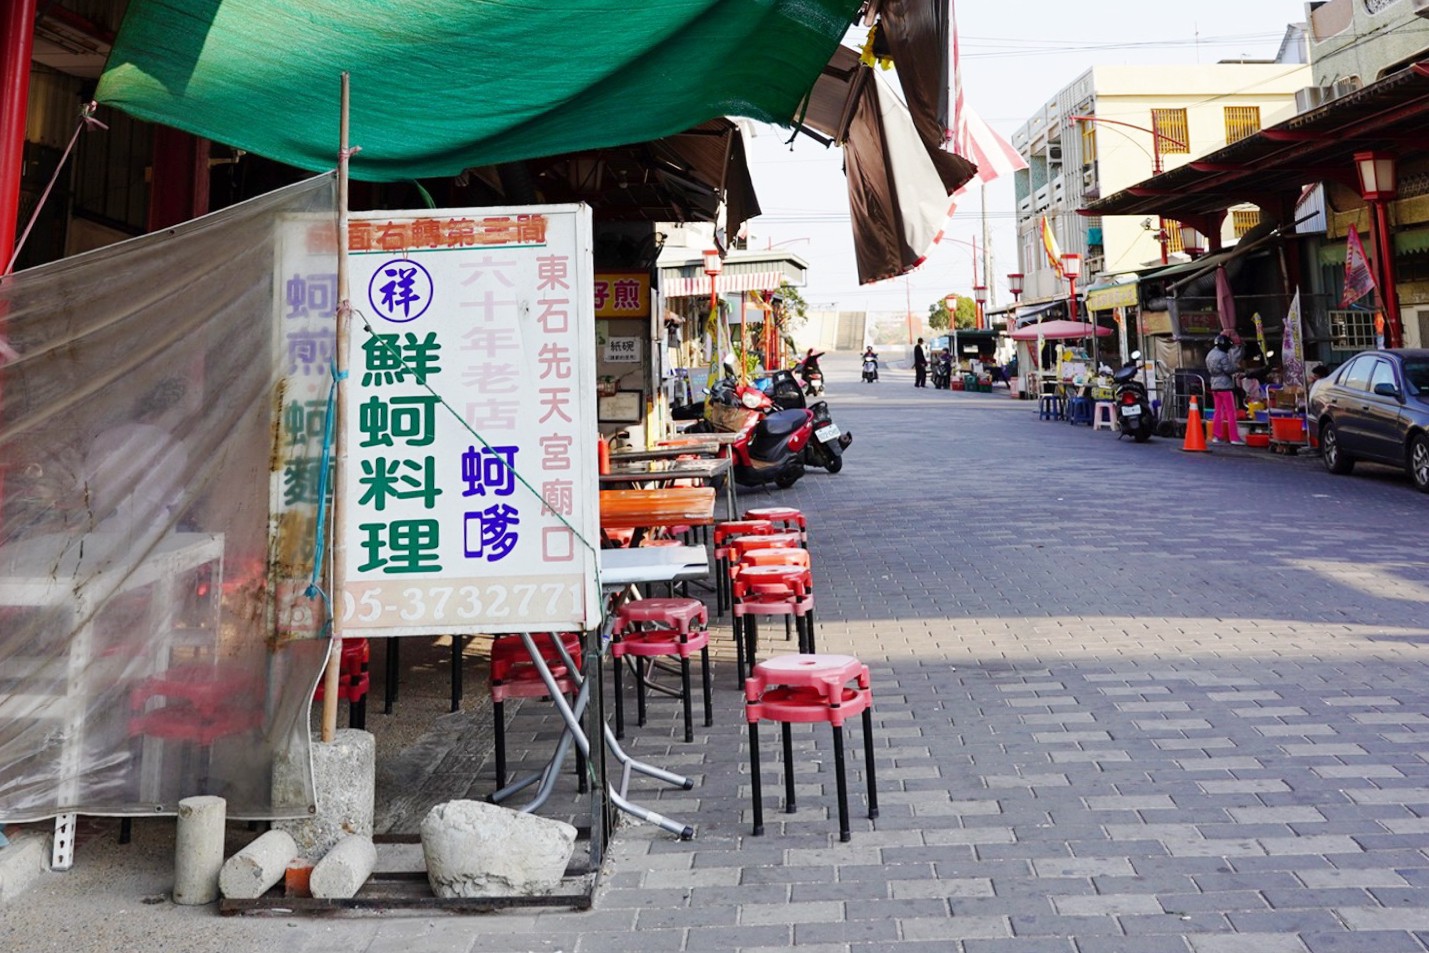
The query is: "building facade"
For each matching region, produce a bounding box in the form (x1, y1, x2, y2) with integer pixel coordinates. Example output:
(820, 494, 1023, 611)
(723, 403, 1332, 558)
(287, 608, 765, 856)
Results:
(1307, 0, 1429, 93)
(1011, 61, 1311, 304)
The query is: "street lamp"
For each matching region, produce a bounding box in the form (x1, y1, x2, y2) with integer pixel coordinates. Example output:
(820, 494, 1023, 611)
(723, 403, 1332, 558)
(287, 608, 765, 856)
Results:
(973, 285, 988, 330)
(703, 247, 722, 311)
(1178, 223, 1205, 259)
(944, 293, 962, 374)
(1354, 150, 1402, 347)
(1061, 253, 1082, 324)
(1007, 273, 1024, 303)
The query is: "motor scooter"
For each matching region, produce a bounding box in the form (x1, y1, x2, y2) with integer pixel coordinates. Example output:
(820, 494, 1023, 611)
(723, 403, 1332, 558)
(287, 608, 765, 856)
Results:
(802, 400, 853, 473)
(930, 353, 951, 390)
(862, 353, 879, 383)
(1112, 351, 1156, 443)
(758, 372, 852, 474)
(698, 380, 811, 489)
(793, 357, 824, 396)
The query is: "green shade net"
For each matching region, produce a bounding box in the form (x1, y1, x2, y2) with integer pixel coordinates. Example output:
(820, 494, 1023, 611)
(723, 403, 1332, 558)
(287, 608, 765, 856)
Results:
(97, 0, 861, 182)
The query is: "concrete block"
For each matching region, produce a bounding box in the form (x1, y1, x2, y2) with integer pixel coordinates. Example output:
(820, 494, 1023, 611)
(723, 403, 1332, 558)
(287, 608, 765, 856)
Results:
(273, 729, 374, 857)
(173, 795, 226, 905)
(420, 799, 577, 898)
(310, 835, 377, 899)
(0, 830, 51, 904)
(220, 830, 298, 900)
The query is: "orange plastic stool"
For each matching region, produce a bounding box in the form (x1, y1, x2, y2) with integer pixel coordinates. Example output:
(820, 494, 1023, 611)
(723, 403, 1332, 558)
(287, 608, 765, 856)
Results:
(745, 654, 878, 841)
(613, 598, 713, 743)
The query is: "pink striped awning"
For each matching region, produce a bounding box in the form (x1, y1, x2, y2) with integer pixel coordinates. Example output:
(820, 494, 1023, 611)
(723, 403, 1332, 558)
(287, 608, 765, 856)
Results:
(662, 271, 786, 298)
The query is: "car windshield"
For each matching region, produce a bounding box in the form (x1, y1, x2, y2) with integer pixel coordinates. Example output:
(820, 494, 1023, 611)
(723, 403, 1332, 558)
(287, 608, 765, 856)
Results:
(1403, 359, 1429, 395)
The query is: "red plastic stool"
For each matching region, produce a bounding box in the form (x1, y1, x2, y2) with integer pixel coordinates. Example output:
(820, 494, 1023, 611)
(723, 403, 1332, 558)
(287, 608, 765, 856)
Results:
(613, 598, 712, 743)
(126, 663, 266, 815)
(713, 520, 776, 614)
(745, 654, 878, 842)
(743, 507, 807, 546)
(312, 638, 371, 729)
(490, 633, 586, 792)
(731, 564, 815, 680)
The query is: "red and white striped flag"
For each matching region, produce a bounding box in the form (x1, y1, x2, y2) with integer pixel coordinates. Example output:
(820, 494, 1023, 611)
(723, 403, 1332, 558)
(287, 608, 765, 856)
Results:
(935, 1, 1026, 239)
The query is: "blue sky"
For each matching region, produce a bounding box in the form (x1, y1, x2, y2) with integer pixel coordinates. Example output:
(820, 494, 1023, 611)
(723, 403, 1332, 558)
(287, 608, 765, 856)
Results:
(744, 1, 1307, 316)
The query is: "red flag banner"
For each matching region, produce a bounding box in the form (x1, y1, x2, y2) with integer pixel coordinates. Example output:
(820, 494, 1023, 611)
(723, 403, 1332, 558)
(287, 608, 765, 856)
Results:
(1343, 228, 1376, 307)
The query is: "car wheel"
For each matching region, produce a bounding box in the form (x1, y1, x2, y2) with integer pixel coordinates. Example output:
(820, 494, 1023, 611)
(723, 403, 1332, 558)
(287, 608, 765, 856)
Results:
(1321, 421, 1355, 475)
(1409, 432, 1429, 494)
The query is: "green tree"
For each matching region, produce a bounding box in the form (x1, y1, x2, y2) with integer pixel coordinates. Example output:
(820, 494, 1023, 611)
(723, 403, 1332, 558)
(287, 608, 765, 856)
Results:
(927, 295, 978, 330)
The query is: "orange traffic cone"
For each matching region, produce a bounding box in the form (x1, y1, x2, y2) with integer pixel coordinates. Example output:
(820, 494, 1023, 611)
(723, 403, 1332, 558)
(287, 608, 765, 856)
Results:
(1181, 396, 1209, 453)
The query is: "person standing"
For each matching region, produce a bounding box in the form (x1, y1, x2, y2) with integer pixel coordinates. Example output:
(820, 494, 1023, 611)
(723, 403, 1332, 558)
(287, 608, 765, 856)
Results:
(913, 337, 927, 388)
(1205, 333, 1244, 444)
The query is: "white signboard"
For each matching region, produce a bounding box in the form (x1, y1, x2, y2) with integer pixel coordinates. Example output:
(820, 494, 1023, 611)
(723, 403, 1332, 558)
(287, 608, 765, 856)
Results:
(339, 205, 600, 635)
(603, 336, 641, 363)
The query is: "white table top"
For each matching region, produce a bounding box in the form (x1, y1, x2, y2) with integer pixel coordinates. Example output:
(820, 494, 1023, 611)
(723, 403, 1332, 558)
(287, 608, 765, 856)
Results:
(599, 546, 709, 588)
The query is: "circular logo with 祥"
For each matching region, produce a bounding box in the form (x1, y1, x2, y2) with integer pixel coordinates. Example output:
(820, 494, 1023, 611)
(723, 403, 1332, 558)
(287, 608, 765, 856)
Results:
(368, 258, 433, 323)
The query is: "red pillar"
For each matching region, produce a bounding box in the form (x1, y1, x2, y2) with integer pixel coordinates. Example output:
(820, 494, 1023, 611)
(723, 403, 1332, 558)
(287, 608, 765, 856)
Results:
(1, 0, 36, 273)
(1373, 200, 1404, 349)
(148, 128, 212, 231)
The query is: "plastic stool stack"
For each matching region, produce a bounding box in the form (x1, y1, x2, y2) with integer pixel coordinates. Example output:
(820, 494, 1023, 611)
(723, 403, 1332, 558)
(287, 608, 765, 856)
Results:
(712, 519, 776, 615)
(612, 597, 713, 743)
(312, 637, 371, 729)
(744, 654, 878, 842)
(743, 507, 807, 546)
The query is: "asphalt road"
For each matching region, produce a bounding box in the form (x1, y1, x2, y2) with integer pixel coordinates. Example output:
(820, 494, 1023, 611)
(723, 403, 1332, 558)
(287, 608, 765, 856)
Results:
(5, 350, 1429, 953)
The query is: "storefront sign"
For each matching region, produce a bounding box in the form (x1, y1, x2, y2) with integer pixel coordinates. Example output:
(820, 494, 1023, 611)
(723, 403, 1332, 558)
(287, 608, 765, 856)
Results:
(1085, 282, 1138, 312)
(338, 205, 600, 635)
(603, 336, 641, 362)
(594, 272, 650, 318)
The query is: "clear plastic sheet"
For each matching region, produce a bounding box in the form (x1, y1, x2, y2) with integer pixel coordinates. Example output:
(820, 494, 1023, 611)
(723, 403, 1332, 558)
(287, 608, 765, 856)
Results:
(0, 175, 337, 821)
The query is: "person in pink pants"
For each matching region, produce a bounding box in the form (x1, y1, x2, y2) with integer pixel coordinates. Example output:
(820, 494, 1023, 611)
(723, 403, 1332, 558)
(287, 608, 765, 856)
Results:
(1205, 333, 1244, 444)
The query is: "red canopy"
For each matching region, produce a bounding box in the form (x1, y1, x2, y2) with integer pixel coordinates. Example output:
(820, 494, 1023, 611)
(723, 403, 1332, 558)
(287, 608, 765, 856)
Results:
(1009, 320, 1112, 341)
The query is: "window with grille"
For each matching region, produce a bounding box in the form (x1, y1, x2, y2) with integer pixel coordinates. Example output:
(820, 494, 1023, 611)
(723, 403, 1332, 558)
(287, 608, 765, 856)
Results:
(1080, 121, 1097, 166)
(1329, 310, 1376, 350)
(1232, 210, 1260, 238)
(1151, 109, 1189, 155)
(1162, 219, 1185, 253)
(1223, 106, 1260, 144)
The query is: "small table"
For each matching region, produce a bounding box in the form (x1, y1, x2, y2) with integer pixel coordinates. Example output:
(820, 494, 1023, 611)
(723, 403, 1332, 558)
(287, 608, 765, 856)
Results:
(598, 487, 716, 533)
(600, 459, 734, 520)
(609, 442, 720, 464)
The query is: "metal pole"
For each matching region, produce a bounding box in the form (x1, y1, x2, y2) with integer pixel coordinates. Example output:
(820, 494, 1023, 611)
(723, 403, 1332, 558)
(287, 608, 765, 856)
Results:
(322, 72, 353, 743)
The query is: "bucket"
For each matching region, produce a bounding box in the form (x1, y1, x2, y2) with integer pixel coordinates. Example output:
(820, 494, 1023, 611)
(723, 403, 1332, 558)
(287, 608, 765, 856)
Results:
(1244, 432, 1270, 448)
(1269, 416, 1305, 443)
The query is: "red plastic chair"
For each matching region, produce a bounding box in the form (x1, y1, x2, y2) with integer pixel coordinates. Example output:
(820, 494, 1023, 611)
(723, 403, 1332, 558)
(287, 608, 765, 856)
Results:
(489, 633, 586, 792)
(745, 654, 878, 842)
(612, 598, 712, 743)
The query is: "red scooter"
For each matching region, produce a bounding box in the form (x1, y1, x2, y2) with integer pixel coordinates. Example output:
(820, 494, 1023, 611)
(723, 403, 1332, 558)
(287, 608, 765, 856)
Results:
(713, 382, 813, 490)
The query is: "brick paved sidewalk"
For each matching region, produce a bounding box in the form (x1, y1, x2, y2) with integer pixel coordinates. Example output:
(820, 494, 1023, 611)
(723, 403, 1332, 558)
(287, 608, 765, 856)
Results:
(5, 353, 1429, 953)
